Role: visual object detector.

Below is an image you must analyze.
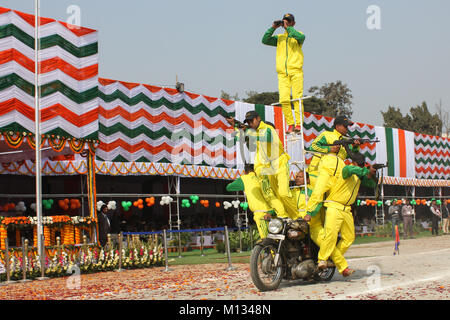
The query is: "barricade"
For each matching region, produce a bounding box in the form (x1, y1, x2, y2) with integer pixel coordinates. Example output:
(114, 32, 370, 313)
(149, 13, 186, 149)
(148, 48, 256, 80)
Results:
(19, 239, 31, 283)
(0, 239, 16, 285)
(0, 226, 254, 284)
(37, 234, 49, 280)
(122, 226, 252, 272)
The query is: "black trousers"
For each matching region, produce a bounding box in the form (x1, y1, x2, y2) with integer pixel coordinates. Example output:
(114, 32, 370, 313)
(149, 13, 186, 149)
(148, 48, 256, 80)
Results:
(431, 217, 440, 235)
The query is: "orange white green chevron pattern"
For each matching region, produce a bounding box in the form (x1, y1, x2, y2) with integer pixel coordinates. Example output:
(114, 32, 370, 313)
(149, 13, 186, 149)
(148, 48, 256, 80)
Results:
(303, 112, 377, 165)
(0, 7, 98, 139)
(415, 133, 450, 179)
(97, 78, 235, 166)
(0, 6, 448, 183)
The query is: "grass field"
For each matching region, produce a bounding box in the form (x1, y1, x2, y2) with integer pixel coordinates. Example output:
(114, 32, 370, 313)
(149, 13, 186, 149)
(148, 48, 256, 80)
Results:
(167, 248, 251, 265)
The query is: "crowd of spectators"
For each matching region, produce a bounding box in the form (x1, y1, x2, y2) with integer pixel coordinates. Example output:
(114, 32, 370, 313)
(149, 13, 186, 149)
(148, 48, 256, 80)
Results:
(387, 199, 450, 239)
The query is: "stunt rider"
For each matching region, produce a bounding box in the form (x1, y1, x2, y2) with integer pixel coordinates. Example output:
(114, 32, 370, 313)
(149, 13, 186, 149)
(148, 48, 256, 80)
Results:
(304, 152, 376, 277)
(307, 115, 360, 187)
(244, 111, 295, 220)
(262, 13, 306, 134)
(293, 170, 346, 271)
(226, 164, 276, 239)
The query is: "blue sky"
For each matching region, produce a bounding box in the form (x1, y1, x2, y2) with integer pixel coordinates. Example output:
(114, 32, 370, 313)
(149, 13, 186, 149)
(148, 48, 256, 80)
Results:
(4, 0, 450, 126)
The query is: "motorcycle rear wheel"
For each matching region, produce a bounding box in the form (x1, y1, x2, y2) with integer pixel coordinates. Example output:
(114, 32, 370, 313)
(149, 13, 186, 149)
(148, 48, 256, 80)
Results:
(250, 242, 284, 291)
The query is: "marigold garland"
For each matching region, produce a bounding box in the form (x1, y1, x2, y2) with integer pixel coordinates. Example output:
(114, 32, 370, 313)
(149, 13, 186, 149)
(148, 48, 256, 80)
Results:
(1, 132, 98, 154)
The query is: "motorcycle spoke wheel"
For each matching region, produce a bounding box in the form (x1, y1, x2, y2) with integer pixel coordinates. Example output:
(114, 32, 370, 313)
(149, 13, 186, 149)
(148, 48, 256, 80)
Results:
(250, 243, 284, 291)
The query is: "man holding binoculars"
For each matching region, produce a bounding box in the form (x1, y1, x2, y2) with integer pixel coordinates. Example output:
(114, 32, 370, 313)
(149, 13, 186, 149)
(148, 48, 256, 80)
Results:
(262, 13, 306, 135)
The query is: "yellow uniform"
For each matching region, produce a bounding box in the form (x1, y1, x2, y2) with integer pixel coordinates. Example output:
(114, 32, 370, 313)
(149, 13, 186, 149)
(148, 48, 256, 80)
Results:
(226, 172, 274, 238)
(254, 121, 294, 219)
(262, 26, 305, 127)
(306, 154, 376, 273)
(295, 183, 347, 273)
(307, 129, 347, 187)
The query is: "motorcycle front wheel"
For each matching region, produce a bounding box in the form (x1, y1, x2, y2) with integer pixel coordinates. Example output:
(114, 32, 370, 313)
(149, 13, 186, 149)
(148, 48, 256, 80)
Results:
(250, 241, 284, 291)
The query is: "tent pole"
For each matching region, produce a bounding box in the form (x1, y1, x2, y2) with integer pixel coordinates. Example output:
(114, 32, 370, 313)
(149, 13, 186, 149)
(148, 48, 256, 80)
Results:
(34, 0, 43, 257)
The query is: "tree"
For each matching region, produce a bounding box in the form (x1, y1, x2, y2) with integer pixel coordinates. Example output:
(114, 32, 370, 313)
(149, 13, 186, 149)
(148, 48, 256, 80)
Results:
(381, 101, 442, 136)
(409, 102, 442, 136)
(220, 90, 240, 101)
(243, 91, 279, 105)
(308, 80, 353, 118)
(381, 106, 412, 130)
(225, 80, 353, 118)
(435, 100, 450, 137)
(303, 96, 327, 115)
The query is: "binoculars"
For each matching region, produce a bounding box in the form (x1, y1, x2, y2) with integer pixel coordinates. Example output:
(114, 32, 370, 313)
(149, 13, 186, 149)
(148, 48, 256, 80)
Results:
(274, 20, 284, 27)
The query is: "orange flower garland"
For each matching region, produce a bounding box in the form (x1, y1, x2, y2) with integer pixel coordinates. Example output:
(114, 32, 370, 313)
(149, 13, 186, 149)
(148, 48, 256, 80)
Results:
(33, 226, 38, 247)
(43, 226, 51, 246)
(1, 216, 31, 227)
(0, 225, 7, 250)
(51, 227, 56, 246)
(75, 226, 82, 244)
(62, 224, 74, 245)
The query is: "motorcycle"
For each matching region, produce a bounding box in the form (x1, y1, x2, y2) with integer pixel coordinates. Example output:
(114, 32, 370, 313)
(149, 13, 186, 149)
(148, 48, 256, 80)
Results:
(250, 217, 335, 291)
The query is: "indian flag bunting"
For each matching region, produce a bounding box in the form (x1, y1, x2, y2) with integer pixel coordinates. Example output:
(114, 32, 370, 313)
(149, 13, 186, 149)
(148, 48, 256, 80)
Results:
(97, 79, 235, 167)
(0, 6, 449, 183)
(375, 127, 415, 178)
(415, 133, 450, 179)
(234, 101, 285, 170)
(0, 7, 99, 139)
(303, 112, 377, 165)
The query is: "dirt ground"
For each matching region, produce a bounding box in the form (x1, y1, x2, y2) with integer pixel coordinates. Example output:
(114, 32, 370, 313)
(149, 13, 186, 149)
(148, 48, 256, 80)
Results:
(1, 234, 450, 300)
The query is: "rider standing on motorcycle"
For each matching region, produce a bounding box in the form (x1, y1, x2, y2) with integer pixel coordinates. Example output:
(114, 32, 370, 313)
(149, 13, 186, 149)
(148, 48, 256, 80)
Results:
(294, 169, 351, 272)
(226, 164, 276, 239)
(304, 152, 376, 276)
(306, 116, 360, 187)
(244, 111, 295, 220)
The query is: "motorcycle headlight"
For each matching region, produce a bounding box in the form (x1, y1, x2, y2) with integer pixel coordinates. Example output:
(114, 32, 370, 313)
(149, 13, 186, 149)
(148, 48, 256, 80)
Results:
(268, 219, 283, 234)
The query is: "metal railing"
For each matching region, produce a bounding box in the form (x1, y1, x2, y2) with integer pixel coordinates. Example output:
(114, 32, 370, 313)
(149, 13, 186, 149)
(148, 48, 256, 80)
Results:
(0, 225, 254, 284)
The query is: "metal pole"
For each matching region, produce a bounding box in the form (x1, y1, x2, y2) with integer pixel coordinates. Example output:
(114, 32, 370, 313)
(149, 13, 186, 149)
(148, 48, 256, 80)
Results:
(177, 232, 183, 258)
(224, 226, 235, 271)
(20, 239, 31, 282)
(34, 0, 44, 268)
(162, 229, 171, 272)
(412, 186, 416, 224)
(37, 234, 49, 280)
(56, 236, 61, 257)
(1, 240, 16, 285)
(200, 231, 205, 257)
(80, 175, 85, 217)
(270, 96, 313, 106)
(107, 233, 112, 251)
(238, 220, 242, 252)
(115, 232, 123, 272)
